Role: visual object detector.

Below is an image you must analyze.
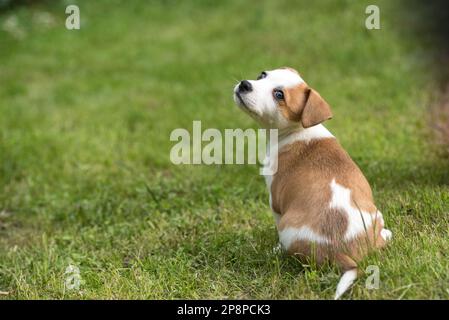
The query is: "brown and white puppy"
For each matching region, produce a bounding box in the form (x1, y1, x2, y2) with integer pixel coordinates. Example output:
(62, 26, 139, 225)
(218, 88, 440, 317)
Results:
(233, 67, 392, 299)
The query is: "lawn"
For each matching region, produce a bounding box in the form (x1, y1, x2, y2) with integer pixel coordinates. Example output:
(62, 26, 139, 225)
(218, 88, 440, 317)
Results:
(0, 0, 448, 299)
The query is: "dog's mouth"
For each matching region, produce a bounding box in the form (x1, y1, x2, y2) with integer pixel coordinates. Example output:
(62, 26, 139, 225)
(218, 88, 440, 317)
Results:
(235, 92, 259, 117)
(235, 92, 247, 108)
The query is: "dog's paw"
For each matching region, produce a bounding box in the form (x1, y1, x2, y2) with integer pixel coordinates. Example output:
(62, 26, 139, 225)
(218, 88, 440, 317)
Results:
(381, 228, 392, 241)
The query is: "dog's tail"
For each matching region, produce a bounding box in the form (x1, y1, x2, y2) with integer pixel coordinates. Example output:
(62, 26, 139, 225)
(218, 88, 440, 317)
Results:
(334, 268, 358, 299)
(334, 253, 358, 300)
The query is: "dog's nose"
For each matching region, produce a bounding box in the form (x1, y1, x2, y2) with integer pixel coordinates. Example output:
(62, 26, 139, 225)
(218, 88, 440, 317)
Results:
(238, 80, 253, 93)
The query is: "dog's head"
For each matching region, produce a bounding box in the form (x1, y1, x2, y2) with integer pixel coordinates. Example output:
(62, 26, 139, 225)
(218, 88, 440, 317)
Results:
(233, 67, 332, 130)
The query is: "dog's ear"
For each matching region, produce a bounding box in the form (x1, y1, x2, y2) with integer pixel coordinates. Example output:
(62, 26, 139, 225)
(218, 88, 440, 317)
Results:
(301, 88, 332, 128)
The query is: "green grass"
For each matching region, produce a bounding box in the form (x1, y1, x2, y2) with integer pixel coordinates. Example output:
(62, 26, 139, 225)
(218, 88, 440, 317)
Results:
(1, 0, 448, 299)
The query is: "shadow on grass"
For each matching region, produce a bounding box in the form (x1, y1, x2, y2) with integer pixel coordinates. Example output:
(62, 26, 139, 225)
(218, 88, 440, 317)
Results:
(403, 0, 449, 56)
(145, 224, 340, 292)
(398, 1, 449, 162)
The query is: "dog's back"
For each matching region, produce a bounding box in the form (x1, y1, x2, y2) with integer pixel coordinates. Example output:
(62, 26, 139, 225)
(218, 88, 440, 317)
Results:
(272, 138, 387, 265)
(272, 137, 389, 298)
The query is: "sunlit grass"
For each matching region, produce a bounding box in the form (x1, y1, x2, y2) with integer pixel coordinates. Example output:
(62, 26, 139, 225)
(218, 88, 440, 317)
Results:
(0, 0, 448, 299)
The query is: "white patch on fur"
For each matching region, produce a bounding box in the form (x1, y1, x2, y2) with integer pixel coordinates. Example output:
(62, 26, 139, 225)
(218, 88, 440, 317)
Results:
(329, 179, 376, 241)
(264, 173, 280, 225)
(279, 226, 329, 250)
(278, 124, 334, 149)
(381, 228, 392, 241)
(264, 174, 273, 205)
(272, 212, 281, 226)
(334, 269, 357, 299)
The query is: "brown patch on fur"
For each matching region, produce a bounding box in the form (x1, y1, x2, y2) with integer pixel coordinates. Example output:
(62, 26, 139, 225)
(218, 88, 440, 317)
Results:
(273, 138, 385, 271)
(277, 84, 333, 128)
(301, 89, 333, 128)
(277, 83, 309, 121)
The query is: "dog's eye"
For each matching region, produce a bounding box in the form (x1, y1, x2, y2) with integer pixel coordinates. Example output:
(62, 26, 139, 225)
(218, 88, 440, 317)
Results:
(273, 89, 284, 100)
(257, 71, 267, 80)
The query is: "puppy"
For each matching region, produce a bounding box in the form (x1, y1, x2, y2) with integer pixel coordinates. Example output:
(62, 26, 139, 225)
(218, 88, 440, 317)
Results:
(233, 67, 392, 299)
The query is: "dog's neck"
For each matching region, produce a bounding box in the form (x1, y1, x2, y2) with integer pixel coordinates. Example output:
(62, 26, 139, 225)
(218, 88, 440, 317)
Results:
(262, 124, 335, 178)
(273, 124, 334, 151)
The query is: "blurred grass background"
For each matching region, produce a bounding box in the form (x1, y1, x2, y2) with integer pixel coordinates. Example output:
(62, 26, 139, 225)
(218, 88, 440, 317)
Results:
(0, 0, 448, 299)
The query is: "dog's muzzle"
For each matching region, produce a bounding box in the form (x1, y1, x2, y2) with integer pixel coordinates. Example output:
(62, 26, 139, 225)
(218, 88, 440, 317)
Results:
(238, 80, 252, 93)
